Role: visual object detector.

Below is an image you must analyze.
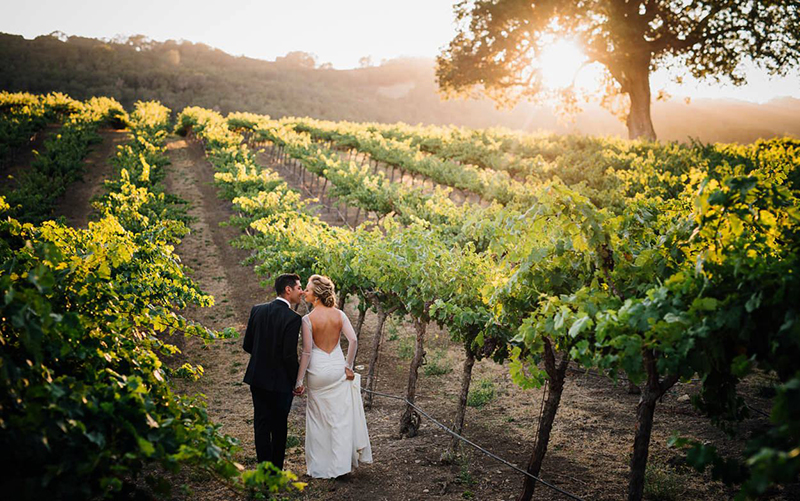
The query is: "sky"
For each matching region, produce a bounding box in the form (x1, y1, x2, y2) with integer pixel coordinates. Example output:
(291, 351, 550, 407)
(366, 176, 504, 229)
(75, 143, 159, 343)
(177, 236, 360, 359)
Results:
(2, 0, 798, 103)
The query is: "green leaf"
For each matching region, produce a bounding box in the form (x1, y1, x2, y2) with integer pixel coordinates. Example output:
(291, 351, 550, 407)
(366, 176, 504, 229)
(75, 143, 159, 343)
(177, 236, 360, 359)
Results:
(568, 315, 593, 338)
(692, 297, 718, 311)
(745, 292, 761, 313)
(137, 436, 155, 457)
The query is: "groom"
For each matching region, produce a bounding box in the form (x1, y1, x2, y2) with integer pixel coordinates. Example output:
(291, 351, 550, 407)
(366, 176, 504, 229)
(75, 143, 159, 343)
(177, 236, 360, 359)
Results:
(243, 273, 305, 470)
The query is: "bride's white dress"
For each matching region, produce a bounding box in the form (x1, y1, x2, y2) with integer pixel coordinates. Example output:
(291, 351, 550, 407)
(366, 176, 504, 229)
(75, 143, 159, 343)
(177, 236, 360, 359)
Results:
(295, 309, 372, 478)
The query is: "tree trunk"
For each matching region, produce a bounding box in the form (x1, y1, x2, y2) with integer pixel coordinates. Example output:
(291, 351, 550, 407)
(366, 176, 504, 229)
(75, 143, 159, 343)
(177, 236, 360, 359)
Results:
(399, 317, 427, 437)
(337, 293, 347, 311)
(624, 58, 657, 141)
(628, 387, 658, 501)
(355, 306, 367, 340)
(627, 350, 679, 501)
(448, 347, 476, 455)
(517, 339, 570, 501)
(365, 309, 388, 409)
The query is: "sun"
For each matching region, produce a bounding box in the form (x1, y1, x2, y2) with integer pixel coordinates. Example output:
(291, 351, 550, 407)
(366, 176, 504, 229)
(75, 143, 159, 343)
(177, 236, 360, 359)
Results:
(535, 39, 587, 89)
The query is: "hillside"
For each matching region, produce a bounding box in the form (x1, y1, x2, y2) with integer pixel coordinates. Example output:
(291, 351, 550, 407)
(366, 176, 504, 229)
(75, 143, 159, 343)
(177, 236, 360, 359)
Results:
(1, 32, 798, 143)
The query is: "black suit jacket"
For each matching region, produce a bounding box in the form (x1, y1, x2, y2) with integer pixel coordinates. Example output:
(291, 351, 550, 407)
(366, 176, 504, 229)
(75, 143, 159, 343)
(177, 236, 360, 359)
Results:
(243, 299, 302, 393)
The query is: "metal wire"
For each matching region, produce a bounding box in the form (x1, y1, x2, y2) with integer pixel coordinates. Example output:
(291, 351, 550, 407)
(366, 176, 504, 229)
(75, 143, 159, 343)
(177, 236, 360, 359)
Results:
(361, 387, 587, 501)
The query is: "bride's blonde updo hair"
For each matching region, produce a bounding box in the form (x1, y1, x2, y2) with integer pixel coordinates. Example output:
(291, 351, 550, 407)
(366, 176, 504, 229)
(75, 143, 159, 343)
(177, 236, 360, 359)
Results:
(308, 274, 337, 308)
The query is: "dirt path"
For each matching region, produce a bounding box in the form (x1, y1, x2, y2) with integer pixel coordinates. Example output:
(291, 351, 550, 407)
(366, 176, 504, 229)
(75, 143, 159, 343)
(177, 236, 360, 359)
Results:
(55, 127, 129, 227)
(166, 136, 790, 501)
(163, 136, 268, 499)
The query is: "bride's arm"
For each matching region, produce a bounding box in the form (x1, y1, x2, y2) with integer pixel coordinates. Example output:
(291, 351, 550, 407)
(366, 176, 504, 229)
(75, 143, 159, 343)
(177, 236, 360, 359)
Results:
(341, 310, 358, 369)
(295, 316, 312, 388)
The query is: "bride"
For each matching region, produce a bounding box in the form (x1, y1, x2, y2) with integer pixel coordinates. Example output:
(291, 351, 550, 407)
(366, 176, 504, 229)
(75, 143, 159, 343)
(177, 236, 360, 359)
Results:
(294, 274, 372, 478)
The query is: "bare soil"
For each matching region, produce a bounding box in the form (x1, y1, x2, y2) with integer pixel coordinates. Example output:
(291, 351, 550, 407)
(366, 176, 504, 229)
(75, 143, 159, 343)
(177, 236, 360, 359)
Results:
(163, 137, 795, 501)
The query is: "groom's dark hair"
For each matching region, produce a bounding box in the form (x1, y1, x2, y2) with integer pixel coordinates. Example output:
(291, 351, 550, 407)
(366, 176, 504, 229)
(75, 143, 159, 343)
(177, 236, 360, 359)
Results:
(275, 273, 301, 296)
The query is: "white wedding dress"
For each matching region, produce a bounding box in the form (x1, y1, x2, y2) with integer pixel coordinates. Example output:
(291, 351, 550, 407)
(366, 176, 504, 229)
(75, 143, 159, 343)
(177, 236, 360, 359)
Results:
(296, 309, 372, 478)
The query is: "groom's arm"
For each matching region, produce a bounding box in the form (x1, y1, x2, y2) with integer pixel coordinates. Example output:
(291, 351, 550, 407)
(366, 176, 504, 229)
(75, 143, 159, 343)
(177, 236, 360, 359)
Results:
(243, 306, 257, 354)
(282, 315, 302, 379)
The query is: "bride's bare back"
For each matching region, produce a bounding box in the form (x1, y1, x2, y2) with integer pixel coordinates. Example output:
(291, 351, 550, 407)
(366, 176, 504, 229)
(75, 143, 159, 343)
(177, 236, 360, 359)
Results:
(295, 304, 358, 391)
(308, 306, 343, 354)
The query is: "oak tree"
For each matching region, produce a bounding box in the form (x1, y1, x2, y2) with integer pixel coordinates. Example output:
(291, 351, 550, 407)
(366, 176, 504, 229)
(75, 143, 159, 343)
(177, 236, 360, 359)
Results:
(437, 0, 800, 140)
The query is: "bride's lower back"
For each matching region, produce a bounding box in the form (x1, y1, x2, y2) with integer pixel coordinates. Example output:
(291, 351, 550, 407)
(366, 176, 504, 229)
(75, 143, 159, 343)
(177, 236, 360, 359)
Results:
(307, 346, 345, 391)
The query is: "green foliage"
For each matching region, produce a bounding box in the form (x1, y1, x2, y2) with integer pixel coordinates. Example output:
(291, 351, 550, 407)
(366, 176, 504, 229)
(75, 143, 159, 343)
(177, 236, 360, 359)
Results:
(1, 93, 126, 223)
(0, 97, 303, 499)
(294, 118, 527, 204)
(495, 136, 800, 497)
(456, 455, 475, 487)
(0, 91, 83, 165)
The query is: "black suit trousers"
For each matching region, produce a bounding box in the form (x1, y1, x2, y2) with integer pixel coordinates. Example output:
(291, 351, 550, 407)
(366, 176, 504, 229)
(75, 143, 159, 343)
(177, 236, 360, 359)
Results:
(251, 387, 294, 470)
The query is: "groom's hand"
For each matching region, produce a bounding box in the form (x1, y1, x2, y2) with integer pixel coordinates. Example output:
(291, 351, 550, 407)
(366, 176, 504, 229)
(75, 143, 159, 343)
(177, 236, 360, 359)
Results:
(345, 367, 355, 381)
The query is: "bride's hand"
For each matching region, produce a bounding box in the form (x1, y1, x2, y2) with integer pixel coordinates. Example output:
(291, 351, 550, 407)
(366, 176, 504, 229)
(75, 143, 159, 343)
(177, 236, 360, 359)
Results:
(345, 367, 355, 380)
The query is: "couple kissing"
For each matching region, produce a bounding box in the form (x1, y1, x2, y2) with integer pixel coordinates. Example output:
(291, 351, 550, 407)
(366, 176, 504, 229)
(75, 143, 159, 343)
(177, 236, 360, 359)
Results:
(242, 273, 372, 479)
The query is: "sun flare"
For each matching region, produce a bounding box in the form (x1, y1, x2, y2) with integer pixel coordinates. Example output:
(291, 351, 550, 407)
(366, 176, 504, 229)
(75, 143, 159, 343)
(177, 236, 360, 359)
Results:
(536, 39, 587, 89)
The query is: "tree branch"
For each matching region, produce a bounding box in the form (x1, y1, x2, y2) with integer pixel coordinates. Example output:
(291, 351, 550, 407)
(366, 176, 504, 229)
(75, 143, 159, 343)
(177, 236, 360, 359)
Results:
(651, 2, 730, 53)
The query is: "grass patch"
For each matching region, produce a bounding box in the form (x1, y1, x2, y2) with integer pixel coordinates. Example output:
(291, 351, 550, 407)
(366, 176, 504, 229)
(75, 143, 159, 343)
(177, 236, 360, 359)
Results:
(286, 435, 301, 449)
(467, 378, 495, 408)
(456, 456, 475, 486)
(424, 349, 452, 376)
(398, 336, 414, 360)
(644, 460, 688, 501)
(386, 319, 399, 342)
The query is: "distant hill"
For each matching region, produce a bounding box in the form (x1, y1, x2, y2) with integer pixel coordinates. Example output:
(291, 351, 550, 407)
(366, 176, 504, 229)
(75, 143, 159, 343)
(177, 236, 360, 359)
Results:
(1, 32, 798, 143)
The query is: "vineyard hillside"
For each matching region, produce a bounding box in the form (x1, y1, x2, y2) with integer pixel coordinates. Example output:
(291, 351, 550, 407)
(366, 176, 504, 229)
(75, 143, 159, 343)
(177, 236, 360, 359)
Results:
(2, 91, 798, 501)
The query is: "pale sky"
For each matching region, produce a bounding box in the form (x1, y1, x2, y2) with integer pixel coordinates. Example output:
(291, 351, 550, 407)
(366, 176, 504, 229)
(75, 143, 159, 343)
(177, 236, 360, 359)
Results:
(2, 0, 798, 103)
